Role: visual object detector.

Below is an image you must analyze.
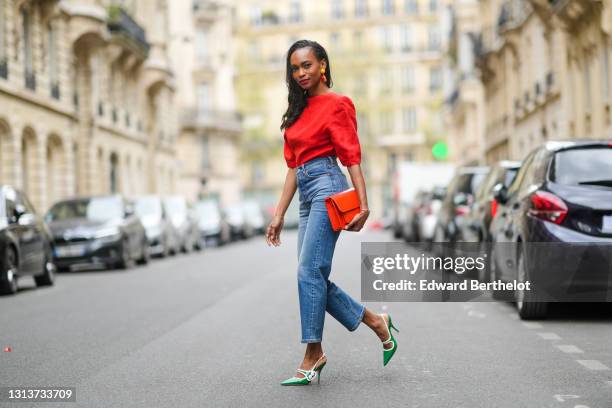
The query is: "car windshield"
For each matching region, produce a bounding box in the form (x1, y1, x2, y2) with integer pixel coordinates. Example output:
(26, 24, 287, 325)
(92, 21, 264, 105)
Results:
(135, 197, 162, 224)
(551, 148, 612, 186)
(47, 197, 123, 222)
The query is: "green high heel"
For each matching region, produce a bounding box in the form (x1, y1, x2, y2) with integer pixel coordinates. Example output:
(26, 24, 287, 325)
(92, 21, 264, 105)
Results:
(381, 313, 399, 366)
(280, 354, 327, 386)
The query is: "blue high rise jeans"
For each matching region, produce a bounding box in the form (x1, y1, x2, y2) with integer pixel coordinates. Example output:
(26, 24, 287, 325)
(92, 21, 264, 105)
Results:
(295, 156, 366, 343)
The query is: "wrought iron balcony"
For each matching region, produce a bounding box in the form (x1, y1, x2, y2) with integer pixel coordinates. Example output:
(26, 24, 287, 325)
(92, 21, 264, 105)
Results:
(182, 108, 242, 133)
(107, 5, 150, 56)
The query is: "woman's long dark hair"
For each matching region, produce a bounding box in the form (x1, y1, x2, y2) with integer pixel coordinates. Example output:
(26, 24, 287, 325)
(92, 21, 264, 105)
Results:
(280, 40, 333, 131)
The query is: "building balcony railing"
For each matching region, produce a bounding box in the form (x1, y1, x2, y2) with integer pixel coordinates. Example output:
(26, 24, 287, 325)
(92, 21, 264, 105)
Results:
(107, 5, 150, 56)
(182, 108, 242, 133)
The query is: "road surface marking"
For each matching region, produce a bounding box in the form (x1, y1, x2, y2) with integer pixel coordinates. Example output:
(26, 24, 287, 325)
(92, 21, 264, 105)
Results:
(467, 310, 486, 318)
(555, 345, 584, 354)
(537, 332, 561, 340)
(521, 322, 543, 329)
(576, 360, 610, 371)
(554, 394, 580, 402)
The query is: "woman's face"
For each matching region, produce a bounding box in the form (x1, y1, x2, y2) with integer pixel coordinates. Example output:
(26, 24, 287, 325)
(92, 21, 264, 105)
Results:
(289, 47, 325, 91)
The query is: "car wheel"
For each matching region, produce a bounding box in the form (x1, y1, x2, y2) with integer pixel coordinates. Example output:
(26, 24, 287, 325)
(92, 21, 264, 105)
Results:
(515, 249, 548, 320)
(34, 251, 56, 287)
(0, 246, 19, 295)
(136, 237, 149, 265)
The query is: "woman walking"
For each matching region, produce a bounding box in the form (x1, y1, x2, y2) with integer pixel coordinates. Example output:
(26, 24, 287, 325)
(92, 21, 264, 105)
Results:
(265, 40, 399, 386)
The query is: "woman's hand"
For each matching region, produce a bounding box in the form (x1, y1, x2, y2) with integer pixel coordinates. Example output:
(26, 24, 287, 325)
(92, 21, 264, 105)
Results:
(345, 209, 370, 231)
(266, 215, 285, 246)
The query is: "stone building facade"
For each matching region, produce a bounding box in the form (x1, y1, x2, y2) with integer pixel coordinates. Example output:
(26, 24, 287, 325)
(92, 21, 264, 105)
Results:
(233, 0, 447, 220)
(445, 0, 612, 165)
(0, 0, 178, 213)
(169, 0, 241, 206)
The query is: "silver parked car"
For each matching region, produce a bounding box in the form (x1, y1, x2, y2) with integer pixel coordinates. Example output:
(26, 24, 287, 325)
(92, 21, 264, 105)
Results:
(134, 195, 178, 257)
(194, 199, 230, 247)
(163, 196, 200, 252)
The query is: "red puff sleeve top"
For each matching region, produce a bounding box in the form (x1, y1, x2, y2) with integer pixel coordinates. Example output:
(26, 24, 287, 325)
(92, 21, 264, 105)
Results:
(283, 93, 361, 168)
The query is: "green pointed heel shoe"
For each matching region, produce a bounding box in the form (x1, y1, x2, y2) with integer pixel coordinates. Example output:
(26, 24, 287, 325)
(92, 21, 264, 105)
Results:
(381, 313, 399, 366)
(280, 353, 327, 386)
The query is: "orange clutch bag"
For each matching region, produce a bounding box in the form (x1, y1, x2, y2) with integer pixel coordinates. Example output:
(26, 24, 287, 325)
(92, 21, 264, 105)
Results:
(325, 188, 361, 231)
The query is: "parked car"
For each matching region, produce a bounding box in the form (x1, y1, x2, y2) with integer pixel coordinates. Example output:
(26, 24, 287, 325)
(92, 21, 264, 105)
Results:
(460, 161, 521, 245)
(433, 166, 490, 246)
(163, 196, 200, 252)
(224, 203, 253, 240)
(134, 195, 178, 257)
(489, 141, 612, 319)
(402, 190, 430, 242)
(45, 195, 148, 271)
(0, 186, 56, 295)
(241, 200, 265, 235)
(193, 199, 230, 247)
(416, 186, 447, 245)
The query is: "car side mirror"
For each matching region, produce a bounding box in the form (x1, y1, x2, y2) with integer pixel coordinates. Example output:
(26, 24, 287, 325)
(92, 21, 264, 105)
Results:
(492, 183, 508, 204)
(14, 204, 26, 222)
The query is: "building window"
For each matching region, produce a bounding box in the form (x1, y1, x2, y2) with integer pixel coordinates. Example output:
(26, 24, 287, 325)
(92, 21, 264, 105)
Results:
(402, 108, 417, 132)
(379, 67, 392, 95)
(357, 112, 369, 135)
(201, 136, 210, 170)
(405, 0, 418, 14)
(250, 5, 262, 26)
(429, 0, 438, 13)
(251, 161, 264, 185)
(197, 83, 211, 113)
(401, 65, 414, 93)
(583, 58, 592, 112)
(429, 66, 442, 91)
(195, 29, 209, 64)
(110, 153, 119, 193)
(289, 0, 301, 22)
(354, 73, 367, 96)
(22, 8, 35, 90)
(48, 23, 59, 99)
(331, 0, 344, 19)
(353, 30, 363, 48)
(248, 40, 259, 60)
(381, 0, 394, 15)
(603, 45, 610, 100)
(400, 25, 412, 52)
(355, 0, 368, 17)
(380, 110, 394, 134)
(428, 25, 441, 51)
(379, 26, 393, 53)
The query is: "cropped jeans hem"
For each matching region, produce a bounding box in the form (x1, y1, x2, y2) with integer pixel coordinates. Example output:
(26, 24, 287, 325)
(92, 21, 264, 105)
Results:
(349, 304, 367, 332)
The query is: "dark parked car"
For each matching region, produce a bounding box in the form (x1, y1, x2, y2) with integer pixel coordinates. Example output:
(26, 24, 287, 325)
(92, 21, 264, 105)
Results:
(460, 161, 521, 245)
(489, 141, 612, 319)
(0, 186, 56, 295)
(434, 166, 490, 246)
(45, 195, 149, 271)
(193, 199, 230, 247)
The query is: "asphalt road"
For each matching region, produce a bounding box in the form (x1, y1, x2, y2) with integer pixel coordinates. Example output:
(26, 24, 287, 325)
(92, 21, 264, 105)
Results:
(1, 230, 611, 408)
